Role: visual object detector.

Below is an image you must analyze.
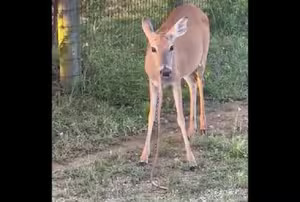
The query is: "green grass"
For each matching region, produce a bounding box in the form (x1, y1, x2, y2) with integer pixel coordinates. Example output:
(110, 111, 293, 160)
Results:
(205, 34, 248, 101)
(52, 134, 248, 201)
(52, 95, 146, 162)
(53, 0, 248, 200)
(77, 0, 248, 105)
(52, 0, 248, 163)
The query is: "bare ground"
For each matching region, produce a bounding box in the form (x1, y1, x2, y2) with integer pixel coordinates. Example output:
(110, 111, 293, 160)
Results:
(52, 100, 248, 201)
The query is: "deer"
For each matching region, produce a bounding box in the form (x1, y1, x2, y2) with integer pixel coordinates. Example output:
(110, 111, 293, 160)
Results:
(139, 4, 210, 189)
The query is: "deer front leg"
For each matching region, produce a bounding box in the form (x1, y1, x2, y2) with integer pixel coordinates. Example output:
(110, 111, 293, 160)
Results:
(172, 82, 197, 168)
(184, 75, 197, 139)
(140, 81, 158, 164)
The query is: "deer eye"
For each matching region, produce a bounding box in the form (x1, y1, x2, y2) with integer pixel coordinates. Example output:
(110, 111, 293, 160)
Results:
(151, 47, 157, 53)
(169, 45, 174, 51)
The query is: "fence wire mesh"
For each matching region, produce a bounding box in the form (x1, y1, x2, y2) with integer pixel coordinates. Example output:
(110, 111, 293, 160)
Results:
(52, 0, 247, 102)
(80, 0, 208, 53)
(52, 0, 213, 85)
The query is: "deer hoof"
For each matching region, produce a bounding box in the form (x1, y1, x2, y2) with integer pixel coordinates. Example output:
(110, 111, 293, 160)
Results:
(139, 160, 148, 166)
(189, 161, 198, 171)
(189, 164, 197, 171)
(200, 129, 206, 135)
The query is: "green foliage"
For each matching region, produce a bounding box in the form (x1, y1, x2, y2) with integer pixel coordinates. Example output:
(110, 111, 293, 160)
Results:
(204, 34, 248, 101)
(52, 2, 248, 199)
(203, 0, 248, 35)
(78, 0, 248, 106)
(52, 0, 248, 159)
(82, 41, 148, 107)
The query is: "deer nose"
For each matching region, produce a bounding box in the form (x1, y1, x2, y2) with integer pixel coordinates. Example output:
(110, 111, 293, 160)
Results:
(160, 68, 172, 78)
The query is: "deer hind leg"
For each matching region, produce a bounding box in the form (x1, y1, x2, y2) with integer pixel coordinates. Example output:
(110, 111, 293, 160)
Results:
(172, 82, 197, 168)
(196, 66, 207, 135)
(184, 74, 197, 139)
(140, 80, 158, 164)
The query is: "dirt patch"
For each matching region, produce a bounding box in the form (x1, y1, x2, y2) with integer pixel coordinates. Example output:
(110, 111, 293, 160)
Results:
(53, 135, 146, 172)
(204, 101, 248, 135)
(53, 100, 247, 172)
(52, 100, 248, 201)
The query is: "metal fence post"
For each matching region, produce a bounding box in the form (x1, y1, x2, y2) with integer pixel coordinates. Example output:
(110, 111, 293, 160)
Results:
(57, 0, 81, 92)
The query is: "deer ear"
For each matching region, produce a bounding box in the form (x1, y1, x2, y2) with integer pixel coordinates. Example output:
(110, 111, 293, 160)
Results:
(142, 18, 154, 39)
(167, 17, 188, 40)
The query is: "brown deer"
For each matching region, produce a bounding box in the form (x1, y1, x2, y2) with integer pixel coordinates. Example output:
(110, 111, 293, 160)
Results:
(140, 3, 210, 175)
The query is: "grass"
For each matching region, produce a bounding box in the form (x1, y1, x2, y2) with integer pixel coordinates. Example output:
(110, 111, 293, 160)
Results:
(77, 0, 248, 104)
(52, 95, 146, 162)
(53, 0, 248, 200)
(205, 34, 248, 101)
(52, 133, 248, 201)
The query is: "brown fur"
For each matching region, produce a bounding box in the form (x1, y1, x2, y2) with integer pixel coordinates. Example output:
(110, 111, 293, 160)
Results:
(140, 4, 210, 189)
(144, 4, 210, 82)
